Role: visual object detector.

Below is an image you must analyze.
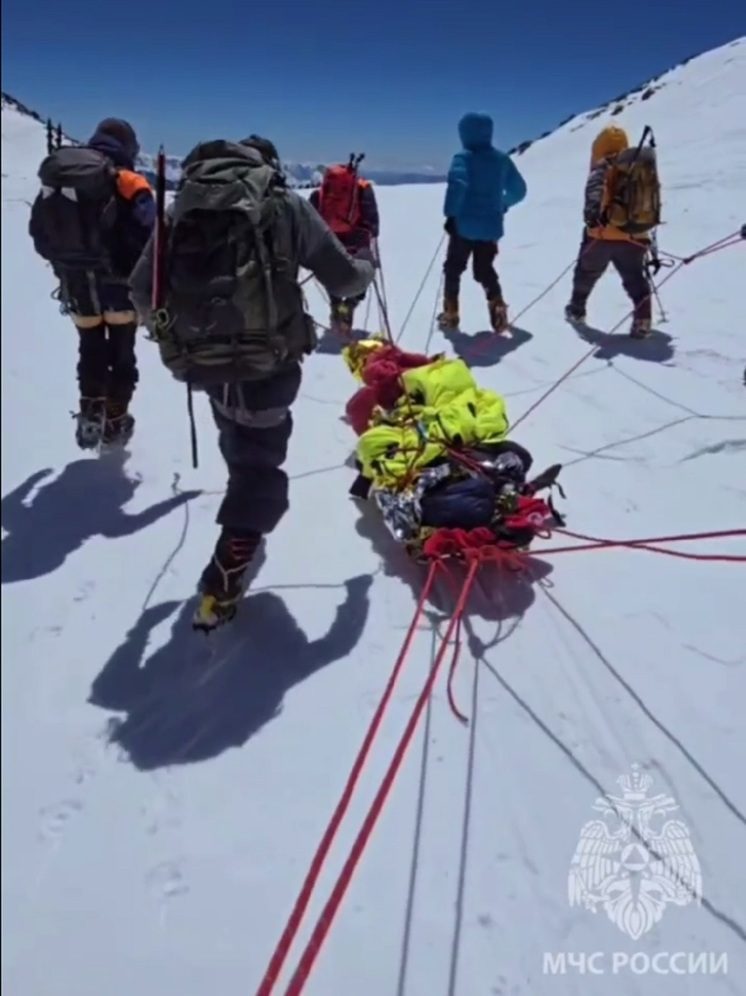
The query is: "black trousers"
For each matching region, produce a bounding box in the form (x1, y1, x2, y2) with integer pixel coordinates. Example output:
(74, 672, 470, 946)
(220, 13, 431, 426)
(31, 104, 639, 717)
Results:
(62, 271, 139, 404)
(570, 236, 652, 322)
(207, 364, 302, 536)
(443, 234, 502, 301)
(77, 325, 138, 403)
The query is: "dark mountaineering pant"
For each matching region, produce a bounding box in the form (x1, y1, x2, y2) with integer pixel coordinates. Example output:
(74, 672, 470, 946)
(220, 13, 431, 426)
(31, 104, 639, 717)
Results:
(61, 273, 139, 407)
(569, 236, 652, 323)
(330, 290, 367, 310)
(77, 324, 138, 405)
(443, 234, 503, 301)
(207, 363, 302, 537)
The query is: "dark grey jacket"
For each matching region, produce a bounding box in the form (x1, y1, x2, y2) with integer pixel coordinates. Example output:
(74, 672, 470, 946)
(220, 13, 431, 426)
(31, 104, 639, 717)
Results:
(129, 185, 374, 331)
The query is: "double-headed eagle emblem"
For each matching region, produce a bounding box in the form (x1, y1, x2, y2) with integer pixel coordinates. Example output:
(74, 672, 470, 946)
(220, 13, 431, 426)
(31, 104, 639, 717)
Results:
(568, 764, 702, 939)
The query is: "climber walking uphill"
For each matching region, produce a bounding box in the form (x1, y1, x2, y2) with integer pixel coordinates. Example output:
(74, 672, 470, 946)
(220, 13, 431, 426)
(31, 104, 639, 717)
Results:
(130, 135, 375, 631)
(438, 113, 527, 335)
(29, 118, 155, 448)
(565, 125, 661, 338)
(309, 154, 379, 335)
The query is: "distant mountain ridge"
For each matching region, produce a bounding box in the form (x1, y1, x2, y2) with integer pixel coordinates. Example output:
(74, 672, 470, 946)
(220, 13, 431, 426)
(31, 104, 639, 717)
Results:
(135, 151, 445, 190)
(0, 97, 445, 189)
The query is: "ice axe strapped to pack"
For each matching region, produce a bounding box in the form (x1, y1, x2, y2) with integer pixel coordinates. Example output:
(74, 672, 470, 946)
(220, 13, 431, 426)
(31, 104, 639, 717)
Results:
(601, 126, 661, 235)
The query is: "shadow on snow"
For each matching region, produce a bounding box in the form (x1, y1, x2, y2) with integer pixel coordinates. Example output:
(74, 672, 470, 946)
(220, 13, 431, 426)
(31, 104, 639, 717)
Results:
(1, 450, 200, 585)
(89, 544, 372, 770)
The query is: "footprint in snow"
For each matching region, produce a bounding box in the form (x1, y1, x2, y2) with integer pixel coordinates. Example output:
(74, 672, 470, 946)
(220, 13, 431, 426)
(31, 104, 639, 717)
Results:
(38, 798, 83, 842)
(147, 861, 189, 901)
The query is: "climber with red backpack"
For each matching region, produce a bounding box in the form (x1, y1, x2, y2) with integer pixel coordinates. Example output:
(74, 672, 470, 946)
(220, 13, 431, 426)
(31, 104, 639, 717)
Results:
(309, 154, 379, 334)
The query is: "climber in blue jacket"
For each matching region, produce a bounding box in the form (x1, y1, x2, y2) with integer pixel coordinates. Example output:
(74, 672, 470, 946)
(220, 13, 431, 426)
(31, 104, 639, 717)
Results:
(438, 112, 527, 334)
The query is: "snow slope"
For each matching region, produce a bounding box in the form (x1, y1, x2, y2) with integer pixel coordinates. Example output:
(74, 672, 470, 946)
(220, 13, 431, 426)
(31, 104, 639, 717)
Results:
(2, 37, 746, 996)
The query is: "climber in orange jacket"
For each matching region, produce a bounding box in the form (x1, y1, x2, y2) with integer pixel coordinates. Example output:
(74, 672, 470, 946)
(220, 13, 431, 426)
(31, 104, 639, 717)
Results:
(565, 125, 660, 339)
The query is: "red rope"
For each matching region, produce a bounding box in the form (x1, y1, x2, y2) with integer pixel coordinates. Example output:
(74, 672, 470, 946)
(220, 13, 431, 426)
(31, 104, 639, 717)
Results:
(441, 563, 470, 724)
(507, 229, 743, 431)
(658, 229, 745, 264)
(282, 558, 481, 995)
(254, 559, 442, 996)
(539, 527, 746, 562)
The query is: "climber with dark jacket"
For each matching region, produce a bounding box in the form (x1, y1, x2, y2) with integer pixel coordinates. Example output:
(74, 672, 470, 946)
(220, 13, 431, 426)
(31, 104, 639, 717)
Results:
(309, 158, 380, 334)
(29, 118, 155, 448)
(130, 135, 375, 631)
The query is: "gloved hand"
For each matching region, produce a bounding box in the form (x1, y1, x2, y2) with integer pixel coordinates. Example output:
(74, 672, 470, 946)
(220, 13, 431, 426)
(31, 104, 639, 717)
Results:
(444, 217, 456, 236)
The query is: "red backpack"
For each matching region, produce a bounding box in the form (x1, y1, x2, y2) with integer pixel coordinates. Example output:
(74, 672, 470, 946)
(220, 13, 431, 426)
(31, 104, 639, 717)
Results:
(318, 164, 362, 236)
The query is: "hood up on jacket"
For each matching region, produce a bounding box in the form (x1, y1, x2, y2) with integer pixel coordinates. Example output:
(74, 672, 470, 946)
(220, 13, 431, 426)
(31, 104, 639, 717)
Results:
(458, 112, 494, 152)
(590, 126, 629, 167)
(88, 118, 140, 169)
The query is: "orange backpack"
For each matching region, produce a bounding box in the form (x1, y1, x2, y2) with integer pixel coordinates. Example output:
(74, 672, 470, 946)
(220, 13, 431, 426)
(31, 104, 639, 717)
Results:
(600, 134, 661, 236)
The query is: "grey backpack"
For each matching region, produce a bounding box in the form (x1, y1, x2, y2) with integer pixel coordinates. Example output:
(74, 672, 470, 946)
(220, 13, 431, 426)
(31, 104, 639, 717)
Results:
(155, 140, 315, 386)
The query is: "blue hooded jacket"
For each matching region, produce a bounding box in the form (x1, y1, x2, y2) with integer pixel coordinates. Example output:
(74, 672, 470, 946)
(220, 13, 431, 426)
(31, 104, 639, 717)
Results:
(444, 113, 527, 242)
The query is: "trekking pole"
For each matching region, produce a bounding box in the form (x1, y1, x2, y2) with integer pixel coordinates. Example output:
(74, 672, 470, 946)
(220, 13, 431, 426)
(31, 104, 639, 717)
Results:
(46, 119, 53, 155)
(647, 232, 669, 323)
(55, 123, 63, 149)
(649, 273, 668, 324)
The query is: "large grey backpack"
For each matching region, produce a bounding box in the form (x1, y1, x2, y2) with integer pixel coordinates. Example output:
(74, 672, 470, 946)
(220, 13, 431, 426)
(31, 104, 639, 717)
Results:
(155, 140, 315, 386)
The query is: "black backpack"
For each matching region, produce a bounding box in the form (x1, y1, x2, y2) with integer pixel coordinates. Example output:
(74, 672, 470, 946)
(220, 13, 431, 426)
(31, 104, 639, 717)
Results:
(29, 146, 119, 272)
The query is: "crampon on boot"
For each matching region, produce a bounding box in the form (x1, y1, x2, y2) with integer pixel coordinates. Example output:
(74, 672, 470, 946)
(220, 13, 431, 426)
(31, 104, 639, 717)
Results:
(488, 297, 510, 334)
(436, 298, 460, 331)
(102, 400, 135, 448)
(193, 529, 261, 632)
(564, 303, 587, 325)
(630, 318, 652, 339)
(330, 301, 354, 337)
(75, 396, 106, 450)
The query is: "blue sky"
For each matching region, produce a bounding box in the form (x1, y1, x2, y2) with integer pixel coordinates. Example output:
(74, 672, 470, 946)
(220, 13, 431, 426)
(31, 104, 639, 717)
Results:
(2, 0, 743, 170)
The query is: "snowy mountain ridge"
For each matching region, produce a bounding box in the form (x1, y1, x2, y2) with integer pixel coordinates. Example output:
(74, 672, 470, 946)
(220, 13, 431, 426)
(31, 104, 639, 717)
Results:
(2, 37, 746, 996)
(506, 35, 746, 158)
(0, 92, 444, 188)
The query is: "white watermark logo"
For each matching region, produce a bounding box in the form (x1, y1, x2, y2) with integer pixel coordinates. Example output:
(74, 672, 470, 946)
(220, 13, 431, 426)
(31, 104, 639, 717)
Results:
(568, 763, 703, 939)
(543, 952, 728, 976)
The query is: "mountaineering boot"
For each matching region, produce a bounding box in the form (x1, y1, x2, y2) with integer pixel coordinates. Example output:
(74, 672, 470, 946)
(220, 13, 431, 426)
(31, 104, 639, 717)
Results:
(102, 400, 135, 447)
(436, 297, 460, 331)
(193, 528, 262, 631)
(564, 303, 587, 325)
(630, 318, 652, 339)
(75, 396, 106, 450)
(488, 297, 510, 334)
(330, 301, 354, 337)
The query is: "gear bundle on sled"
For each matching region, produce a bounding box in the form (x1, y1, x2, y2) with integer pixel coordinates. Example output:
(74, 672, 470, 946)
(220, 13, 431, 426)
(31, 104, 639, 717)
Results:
(342, 336, 566, 560)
